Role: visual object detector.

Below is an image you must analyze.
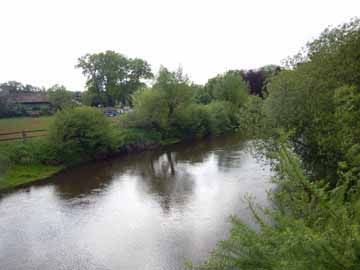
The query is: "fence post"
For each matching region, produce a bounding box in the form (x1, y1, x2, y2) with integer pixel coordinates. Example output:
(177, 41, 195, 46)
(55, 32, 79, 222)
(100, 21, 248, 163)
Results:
(22, 130, 27, 141)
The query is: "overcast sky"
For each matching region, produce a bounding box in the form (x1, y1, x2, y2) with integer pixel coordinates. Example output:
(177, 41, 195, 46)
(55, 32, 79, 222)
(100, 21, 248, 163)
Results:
(0, 0, 359, 91)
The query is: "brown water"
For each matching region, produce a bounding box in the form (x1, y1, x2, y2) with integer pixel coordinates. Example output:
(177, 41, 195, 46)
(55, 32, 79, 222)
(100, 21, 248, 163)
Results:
(0, 134, 272, 270)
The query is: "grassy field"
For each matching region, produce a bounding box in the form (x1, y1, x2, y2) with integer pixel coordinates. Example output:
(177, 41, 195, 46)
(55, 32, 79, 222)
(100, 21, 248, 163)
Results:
(0, 116, 56, 190)
(0, 116, 54, 140)
(0, 116, 54, 133)
(0, 115, 119, 133)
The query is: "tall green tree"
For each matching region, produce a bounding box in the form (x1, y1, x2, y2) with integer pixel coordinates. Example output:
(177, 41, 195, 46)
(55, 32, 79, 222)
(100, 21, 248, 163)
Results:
(263, 18, 360, 183)
(126, 67, 193, 131)
(153, 66, 193, 122)
(0, 81, 42, 93)
(48, 84, 74, 110)
(76, 51, 153, 106)
(205, 71, 249, 107)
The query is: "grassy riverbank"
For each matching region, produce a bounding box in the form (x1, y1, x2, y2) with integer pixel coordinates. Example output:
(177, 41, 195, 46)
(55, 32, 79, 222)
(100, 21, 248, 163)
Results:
(0, 124, 238, 192)
(0, 164, 63, 191)
(0, 126, 167, 192)
(0, 137, 61, 191)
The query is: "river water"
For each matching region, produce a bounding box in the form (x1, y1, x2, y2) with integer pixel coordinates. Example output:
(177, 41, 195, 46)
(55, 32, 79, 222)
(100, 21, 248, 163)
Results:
(0, 134, 272, 270)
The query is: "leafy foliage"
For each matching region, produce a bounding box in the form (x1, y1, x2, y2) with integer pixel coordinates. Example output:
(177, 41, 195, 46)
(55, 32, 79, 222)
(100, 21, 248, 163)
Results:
(205, 71, 249, 107)
(174, 103, 211, 138)
(124, 67, 194, 131)
(0, 81, 43, 93)
(76, 50, 153, 106)
(262, 18, 360, 184)
(48, 84, 75, 110)
(49, 107, 115, 163)
(126, 68, 249, 139)
(115, 128, 161, 146)
(238, 95, 265, 136)
(128, 88, 169, 129)
(0, 137, 59, 167)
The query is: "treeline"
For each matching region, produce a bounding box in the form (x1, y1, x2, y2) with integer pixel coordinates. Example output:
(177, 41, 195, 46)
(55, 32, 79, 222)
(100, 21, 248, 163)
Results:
(191, 18, 360, 269)
(0, 52, 277, 118)
(76, 50, 279, 108)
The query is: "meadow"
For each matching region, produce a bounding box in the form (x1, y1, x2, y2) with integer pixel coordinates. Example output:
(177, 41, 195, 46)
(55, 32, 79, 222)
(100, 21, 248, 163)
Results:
(0, 116, 54, 141)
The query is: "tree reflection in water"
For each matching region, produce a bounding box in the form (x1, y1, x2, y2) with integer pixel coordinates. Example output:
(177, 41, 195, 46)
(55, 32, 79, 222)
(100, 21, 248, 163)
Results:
(122, 150, 195, 214)
(49, 133, 247, 213)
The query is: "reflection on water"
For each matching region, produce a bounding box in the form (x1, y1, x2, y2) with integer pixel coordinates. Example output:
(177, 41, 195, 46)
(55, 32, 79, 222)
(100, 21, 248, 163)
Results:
(0, 134, 272, 270)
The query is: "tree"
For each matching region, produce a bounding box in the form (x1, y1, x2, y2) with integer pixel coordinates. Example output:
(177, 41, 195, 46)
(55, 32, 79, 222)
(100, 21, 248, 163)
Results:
(240, 65, 281, 98)
(262, 19, 360, 184)
(153, 66, 193, 122)
(127, 67, 244, 138)
(0, 81, 43, 94)
(48, 84, 74, 110)
(194, 85, 212, 104)
(126, 67, 194, 131)
(76, 51, 153, 107)
(129, 88, 169, 129)
(205, 71, 249, 107)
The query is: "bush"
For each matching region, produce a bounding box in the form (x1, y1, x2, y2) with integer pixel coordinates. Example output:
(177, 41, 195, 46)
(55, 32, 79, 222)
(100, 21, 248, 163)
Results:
(173, 101, 240, 138)
(205, 71, 249, 107)
(116, 128, 161, 147)
(48, 84, 75, 111)
(174, 103, 211, 138)
(0, 139, 46, 165)
(126, 89, 169, 129)
(49, 107, 115, 163)
(206, 101, 238, 135)
(8, 140, 45, 165)
(238, 95, 266, 136)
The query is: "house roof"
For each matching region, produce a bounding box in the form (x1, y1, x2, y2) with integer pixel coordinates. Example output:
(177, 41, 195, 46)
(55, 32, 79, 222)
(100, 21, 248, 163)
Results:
(7, 92, 50, 104)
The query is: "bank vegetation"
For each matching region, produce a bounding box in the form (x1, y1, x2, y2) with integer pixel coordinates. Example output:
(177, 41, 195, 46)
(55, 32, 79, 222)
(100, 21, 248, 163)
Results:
(190, 18, 360, 270)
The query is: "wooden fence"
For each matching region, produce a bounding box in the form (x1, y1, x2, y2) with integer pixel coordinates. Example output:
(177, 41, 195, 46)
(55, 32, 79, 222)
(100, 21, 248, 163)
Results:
(0, 129, 48, 142)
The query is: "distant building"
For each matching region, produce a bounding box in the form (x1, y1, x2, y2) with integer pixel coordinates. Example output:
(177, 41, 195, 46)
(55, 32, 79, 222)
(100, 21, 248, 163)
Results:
(7, 92, 52, 116)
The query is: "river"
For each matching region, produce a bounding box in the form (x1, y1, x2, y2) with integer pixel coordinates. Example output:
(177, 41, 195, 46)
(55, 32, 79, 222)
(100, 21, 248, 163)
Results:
(0, 134, 272, 270)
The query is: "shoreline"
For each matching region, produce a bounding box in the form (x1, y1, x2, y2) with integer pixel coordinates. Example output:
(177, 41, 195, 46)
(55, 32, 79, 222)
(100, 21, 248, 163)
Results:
(0, 130, 245, 193)
(0, 138, 175, 193)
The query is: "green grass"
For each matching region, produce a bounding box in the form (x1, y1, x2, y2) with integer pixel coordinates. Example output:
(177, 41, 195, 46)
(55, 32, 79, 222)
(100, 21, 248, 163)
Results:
(0, 116, 54, 141)
(0, 164, 63, 191)
(0, 116, 54, 133)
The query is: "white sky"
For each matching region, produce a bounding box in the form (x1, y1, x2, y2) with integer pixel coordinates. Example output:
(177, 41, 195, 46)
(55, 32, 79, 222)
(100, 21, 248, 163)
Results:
(0, 0, 359, 91)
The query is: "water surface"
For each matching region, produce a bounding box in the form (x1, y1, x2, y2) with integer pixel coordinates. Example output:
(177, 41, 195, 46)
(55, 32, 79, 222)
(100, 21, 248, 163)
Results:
(0, 134, 272, 270)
